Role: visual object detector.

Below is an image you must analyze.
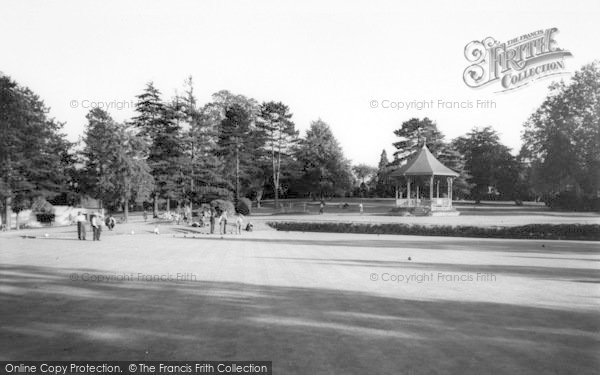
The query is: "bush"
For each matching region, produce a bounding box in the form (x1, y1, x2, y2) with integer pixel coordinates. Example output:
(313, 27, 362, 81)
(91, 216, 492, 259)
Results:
(36, 213, 55, 223)
(266, 221, 600, 241)
(547, 191, 600, 211)
(236, 197, 252, 215)
(210, 199, 235, 216)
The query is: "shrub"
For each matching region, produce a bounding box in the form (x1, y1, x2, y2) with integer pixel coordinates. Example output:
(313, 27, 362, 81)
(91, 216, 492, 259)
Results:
(266, 221, 600, 241)
(210, 199, 235, 216)
(547, 191, 600, 211)
(36, 213, 55, 223)
(236, 197, 252, 215)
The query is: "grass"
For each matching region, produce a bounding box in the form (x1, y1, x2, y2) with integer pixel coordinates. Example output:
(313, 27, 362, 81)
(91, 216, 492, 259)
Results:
(1, 225, 598, 374)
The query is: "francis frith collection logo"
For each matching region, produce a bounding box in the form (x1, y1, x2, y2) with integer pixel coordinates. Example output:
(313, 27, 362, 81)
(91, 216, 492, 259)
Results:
(463, 28, 572, 92)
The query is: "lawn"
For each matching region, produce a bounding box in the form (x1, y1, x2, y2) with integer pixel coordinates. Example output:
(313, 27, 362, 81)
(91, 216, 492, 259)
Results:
(0, 221, 599, 374)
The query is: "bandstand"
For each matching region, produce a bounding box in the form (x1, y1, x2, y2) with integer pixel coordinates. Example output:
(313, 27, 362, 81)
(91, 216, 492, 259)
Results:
(389, 142, 459, 216)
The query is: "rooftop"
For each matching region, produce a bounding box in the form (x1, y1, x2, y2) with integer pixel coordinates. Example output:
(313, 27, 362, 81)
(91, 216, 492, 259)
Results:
(389, 144, 459, 177)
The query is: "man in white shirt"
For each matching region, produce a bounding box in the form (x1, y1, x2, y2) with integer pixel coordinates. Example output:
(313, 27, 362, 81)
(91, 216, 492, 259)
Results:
(76, 212, 87, 240)
(91, 214, 101, 241)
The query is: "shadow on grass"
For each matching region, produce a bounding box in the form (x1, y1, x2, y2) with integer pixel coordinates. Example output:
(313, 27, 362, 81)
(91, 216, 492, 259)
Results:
(254, 257, 600, 282)
(1, 264, 599, 374)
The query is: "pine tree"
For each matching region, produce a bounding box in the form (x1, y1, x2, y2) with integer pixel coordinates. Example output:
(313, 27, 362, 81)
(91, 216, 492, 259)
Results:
(181, 79, 232, 203)
(132, 82, 184, 216)
(373, 149, 394, 197)
(257, 101, 298, 208)
(392, 117, 445, 164)
(217, 104, 257, 201)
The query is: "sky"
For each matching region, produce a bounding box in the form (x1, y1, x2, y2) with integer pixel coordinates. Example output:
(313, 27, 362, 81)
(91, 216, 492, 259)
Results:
(1, 0, 599, 165)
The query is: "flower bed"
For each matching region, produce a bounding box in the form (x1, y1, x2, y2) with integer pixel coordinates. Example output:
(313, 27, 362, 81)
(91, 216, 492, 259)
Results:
(266, 221, 600, 241)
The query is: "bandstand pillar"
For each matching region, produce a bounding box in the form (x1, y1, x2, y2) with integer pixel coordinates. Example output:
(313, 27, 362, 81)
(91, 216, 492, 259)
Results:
(429, 176, 434, 200)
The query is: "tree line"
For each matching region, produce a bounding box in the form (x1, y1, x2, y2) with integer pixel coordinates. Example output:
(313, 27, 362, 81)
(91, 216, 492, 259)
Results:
(0, 76, 355, 225)
(1, 61, 598, 228)
(365, 61, 599, 209)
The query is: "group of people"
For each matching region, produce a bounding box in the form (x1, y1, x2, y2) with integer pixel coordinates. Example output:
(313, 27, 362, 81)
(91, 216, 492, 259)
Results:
(145, 206, 248, 235)
(73, 206, 248, 240)
(75, 211, 105, 241)
(202, 207, 245, 235)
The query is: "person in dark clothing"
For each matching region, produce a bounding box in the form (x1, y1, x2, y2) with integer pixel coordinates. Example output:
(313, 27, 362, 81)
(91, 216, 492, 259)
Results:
(105, 215, 116, 230)
(209, 208, 216, 234)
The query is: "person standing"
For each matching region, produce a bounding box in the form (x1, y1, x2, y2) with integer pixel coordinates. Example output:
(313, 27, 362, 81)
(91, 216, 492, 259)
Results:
(359, 202, 364, 215)
(76, 212, 87, 240)
(235, 213, 244, 235)
(91, 214, 101, 241)
(220, 210, 228, 235)
(143, 209, 148, 222)
(209, 208, 216, 234)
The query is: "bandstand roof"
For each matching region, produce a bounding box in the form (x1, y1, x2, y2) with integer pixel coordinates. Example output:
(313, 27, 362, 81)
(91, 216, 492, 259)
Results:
(389, 144, 459, 178)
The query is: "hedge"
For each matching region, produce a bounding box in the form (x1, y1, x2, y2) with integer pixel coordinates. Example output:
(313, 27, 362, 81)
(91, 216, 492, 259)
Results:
(266, 222, 600, 241)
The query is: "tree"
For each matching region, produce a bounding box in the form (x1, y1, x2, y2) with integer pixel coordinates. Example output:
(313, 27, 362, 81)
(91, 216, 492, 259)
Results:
(454, 127, 522, 203)
(217, 103, 259, 201)
(199, 90, 262, 202)
(521, 61, 600, 200)
(392, 117, 445, 164)
(181, 80, 233, 204)
(353, 164, 376, 197)
(294, 119, 353, 198)
(353, 164, 376, 184)
(0, 74, 72, 229)
(202, 90, 259, 130)
(371, 149, 394, 197)
(132, 82, 184, 216)
(79, 108, 153, 221)
(257, 101, 298, 208)
(112, 129, 154, 221)
(437, 144, 473, 199)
